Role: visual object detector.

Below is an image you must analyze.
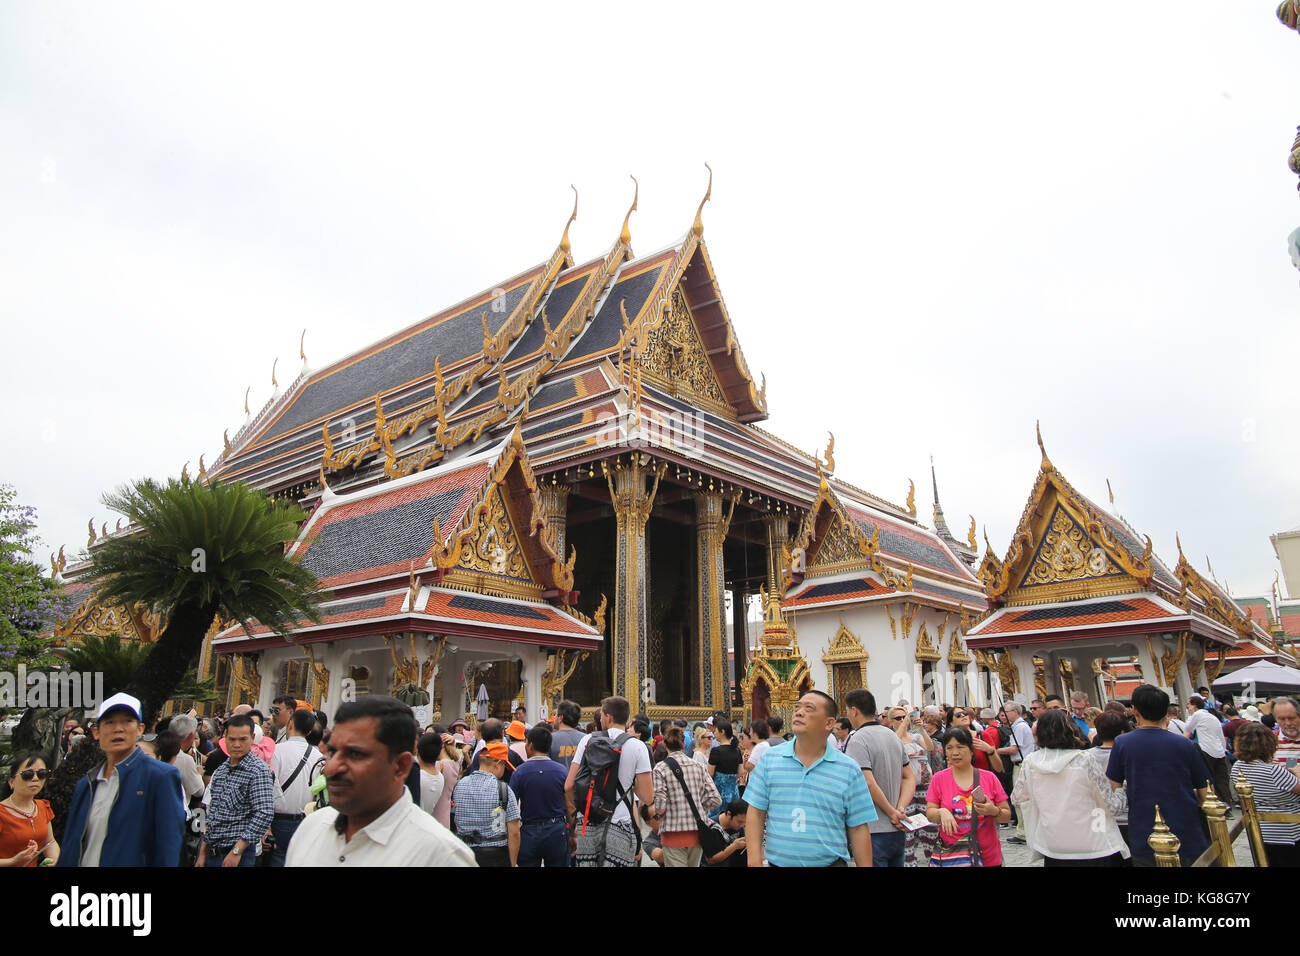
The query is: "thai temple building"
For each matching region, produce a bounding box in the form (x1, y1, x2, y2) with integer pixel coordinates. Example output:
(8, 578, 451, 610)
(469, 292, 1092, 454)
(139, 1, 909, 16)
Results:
(965, 429, 1290, 705)
(42, 180, 1298, 722)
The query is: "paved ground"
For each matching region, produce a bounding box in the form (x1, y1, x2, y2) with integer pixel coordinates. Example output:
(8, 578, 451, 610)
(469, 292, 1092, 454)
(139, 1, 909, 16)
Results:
(995, 822, 1257, 867)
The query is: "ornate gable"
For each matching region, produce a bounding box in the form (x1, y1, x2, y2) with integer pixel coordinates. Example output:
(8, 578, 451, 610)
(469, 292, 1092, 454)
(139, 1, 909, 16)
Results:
(631, 287, 731, 415)
(447, 483, 538, 599)
(1009, 502, 1129, 602)
(806, 512, 872, 576)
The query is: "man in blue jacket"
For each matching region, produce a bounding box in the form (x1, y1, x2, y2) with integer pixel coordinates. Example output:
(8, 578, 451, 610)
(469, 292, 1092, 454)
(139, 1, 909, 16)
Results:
(57, 692, 186, 867)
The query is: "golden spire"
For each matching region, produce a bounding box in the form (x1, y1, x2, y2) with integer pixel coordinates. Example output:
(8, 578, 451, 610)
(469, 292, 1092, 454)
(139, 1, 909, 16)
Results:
(87, 518, 97, 547)
(559, 185, 578, 254)
(983, 525, 994, 554)
(271, 357, 279, 389)
(223, 429, 232, 456)
(299, 328, 308, 364)
(619, 175, 638, 247)
(822, 432, 835, 474)
(1036, 419, 1050, 468)
(244, 386, 251, 416)
(905, 478, 916, 517)
(967, 515, 978, 551)
(198, 455, 207, 480)
(1175, 532, 1184, 559)
(691, 162, 713, 239)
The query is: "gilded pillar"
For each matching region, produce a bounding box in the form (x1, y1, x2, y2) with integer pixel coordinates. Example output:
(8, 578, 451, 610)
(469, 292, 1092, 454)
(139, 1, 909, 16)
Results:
(538, 482, 570, 556)
(696, 490, 731, 712)
(764, 513, 789, 595)
(604, 457, 665, 711)
(732, 588, 748, 707)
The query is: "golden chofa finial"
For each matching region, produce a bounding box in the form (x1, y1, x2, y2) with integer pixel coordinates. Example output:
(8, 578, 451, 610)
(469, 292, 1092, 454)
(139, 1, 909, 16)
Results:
(243, 386, 251, 416)
(1176, 532, 1184, 560)
(271, 358, 279, 389)
(983, 525, 993, 554)
(299, 329, 308, 364)
(1107, 478, 1114, 506)
(691, 163, 712, 239)
(223, 429, 232, 456)
(1035, 419, 1049, 466)
(181, 461, 190, 482)
(619, 175, 639, 247)
(905, 479, 916, 517)
(197, 455, 207, 481)
(559, 185, 578, 254)
(87, 518, 97, 546)
(822, 432, 835, 474)
(967, 515, 978, 551)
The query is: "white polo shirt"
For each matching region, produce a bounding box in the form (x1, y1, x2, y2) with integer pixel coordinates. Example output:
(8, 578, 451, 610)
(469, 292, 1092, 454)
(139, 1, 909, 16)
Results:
(1185, 709, 1227, 759)
(81, 764, 120, 867)
(285, 792, 476, 867)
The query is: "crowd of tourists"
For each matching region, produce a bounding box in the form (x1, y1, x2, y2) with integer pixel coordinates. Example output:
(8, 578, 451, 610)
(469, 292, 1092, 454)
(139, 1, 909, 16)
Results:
(3, 684, 1297, 867)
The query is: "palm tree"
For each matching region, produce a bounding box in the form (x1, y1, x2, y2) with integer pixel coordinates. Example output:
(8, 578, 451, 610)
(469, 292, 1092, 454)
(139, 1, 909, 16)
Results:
(61, 633, 152, 697)
(86, 477, 325, 722)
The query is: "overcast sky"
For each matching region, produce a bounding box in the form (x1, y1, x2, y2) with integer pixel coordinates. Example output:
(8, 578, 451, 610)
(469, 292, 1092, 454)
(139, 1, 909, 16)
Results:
(3, 4, 1298, 600)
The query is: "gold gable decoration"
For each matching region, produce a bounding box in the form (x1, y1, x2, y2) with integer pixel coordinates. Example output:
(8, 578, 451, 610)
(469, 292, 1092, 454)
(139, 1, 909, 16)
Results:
(632, 287, 731, 417)
(914, 620, 941, 662)
(449, 483, 537, 599)
(1020, 506, 1123, 589)
(788, 480, 911, 592)
(945, 619, 971, 666)
(806, 512, 869, 575)
(54, 593, 164, 647)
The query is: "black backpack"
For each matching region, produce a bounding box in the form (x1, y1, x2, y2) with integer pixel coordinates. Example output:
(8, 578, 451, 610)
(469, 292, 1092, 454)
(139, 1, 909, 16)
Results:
(573, 731, 635, 831)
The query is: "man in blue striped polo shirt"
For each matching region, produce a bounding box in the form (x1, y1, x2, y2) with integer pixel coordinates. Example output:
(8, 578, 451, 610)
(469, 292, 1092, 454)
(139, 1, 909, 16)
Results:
(744, 690, 875, 867)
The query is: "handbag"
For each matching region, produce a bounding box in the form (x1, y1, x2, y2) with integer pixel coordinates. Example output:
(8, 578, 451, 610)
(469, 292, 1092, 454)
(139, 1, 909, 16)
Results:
(665, 756, 729, 858)
(929, 773, 985, 868)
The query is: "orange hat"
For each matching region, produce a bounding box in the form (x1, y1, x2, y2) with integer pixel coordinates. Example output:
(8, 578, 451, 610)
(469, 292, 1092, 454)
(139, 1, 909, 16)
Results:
(506, 720, 527, 741)
(482, 741, 511, 762)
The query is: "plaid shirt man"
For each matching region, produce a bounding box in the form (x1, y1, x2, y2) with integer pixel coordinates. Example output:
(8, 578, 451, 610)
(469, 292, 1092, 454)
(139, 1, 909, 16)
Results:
(451, 770, 519, 847)
(652, 751, 721, 835)
(205, 751, 276, 850)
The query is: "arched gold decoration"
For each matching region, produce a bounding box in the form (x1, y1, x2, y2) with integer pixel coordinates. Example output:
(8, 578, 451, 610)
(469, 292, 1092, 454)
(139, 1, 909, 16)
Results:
(822, 622, 868, 714)
(541, 648, 589, 712)
(914, 619, 941, 662)
(305, 645, 329, 711)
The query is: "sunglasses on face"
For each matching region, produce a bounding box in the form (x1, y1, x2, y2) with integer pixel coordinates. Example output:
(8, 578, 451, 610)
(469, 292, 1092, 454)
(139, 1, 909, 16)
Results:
(18, 769, 49, 781)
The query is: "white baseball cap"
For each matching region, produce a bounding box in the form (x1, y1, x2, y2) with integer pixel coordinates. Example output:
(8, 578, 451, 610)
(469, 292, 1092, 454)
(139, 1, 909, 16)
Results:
(96, 692, 143, 722)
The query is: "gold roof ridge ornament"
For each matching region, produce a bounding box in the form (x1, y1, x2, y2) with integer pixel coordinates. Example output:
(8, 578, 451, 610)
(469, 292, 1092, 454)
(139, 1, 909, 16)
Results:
(181, 461, 190, 482)
(87, 518, 97, 547)
(619, 175, 638, 248)
(223, 429, 232, 457)
(967, 515, 978, 551)
(299, 329, 308, 367)
(197, 455, 207, 481)
(243, 386, 251, 416)
(691, 163, 712, 239)
(271, 358, 279, 390)
(821, 432, 835, 474)
(1107, 478, 1114, 506)
(50, 545, 66, 578)
(905, 478, 916, 518)
(1036, 419, 1051, 469)
(559, 185, 578, 255)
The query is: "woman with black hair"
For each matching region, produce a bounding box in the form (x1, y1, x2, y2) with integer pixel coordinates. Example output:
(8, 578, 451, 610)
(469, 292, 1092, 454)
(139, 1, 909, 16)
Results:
(0, 752, 58, 866)
(925, 727, 1011, 866)
(1012, 709, 1128, 866)
(708, 720, 742, 820)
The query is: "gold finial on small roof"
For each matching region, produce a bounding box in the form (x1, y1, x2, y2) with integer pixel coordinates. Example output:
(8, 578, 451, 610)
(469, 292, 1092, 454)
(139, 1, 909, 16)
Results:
(906, 478, 916, 517)
(318, 461, 330, 492)
(198, 455, 206, 480)
(88, 518, 97, 546)
(271, 358, 279, 389)
(299, 329, 307, 364)
(691, 163, 713, 239)
(1176, 532, 1184, 559)
(560, 185, 578, 254)
(822, 432, 835, 474)
(101, 522, 108, 538)
(983, 525, 994, 554)
(1036, 419, 1050, 467)
(1107, 478, 1114, 506)
(619, 175, 638, 247)
(181, 461, 190, 482)
(223, 429, 232, 456)
(244, 386, 251, 416)
(967, 515, 977, 551)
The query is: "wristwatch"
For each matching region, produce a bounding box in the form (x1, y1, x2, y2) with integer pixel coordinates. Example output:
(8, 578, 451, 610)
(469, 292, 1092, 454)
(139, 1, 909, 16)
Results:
(230, 845, 244, 857)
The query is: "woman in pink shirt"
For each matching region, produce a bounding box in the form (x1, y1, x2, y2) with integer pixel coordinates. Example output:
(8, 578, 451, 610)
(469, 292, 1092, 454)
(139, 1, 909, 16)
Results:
(925, 727, 1011, 866)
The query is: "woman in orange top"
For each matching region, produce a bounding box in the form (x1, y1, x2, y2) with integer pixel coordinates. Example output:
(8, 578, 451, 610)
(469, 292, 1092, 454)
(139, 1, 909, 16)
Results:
(0, 752, 58, 867)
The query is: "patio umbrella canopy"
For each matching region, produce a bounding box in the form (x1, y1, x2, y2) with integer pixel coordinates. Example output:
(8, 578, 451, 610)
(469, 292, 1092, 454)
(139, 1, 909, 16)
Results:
(1212, 660, 1300, 695)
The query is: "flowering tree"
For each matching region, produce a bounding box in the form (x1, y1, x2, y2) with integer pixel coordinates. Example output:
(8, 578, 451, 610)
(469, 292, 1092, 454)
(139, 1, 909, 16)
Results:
(0, 484, 72, 673)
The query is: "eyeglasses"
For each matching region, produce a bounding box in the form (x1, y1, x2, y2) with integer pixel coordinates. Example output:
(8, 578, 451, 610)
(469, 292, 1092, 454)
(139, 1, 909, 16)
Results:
(953, 712, 968, 718)
(18, 769, 49, 781)
(270, 707, 282, 715)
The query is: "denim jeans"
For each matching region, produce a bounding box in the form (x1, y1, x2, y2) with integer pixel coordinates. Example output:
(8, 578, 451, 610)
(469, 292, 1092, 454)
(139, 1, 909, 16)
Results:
(871, 830, 906, 867)
(518, 821, 570, 867)
(269, 816, 303, 867)
(204, 847, 257, 867)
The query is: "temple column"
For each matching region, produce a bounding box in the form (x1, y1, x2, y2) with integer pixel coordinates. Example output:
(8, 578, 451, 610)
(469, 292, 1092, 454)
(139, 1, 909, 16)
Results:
(538, 481, 570, 556)
(732, 588, 748, 707)
(603, 457, 664, 712)
(763, 513, 789, 595)
(696, 490, 730, 712)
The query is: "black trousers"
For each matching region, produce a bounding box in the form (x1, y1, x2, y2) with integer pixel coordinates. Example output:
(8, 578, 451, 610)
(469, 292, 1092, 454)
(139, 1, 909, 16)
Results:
(471, 845, 510, 867)
(1201, 752, 1233, 807)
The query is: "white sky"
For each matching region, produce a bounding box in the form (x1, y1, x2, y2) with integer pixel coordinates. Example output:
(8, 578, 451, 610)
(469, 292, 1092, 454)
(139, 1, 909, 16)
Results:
(3, 3, 1299, 599)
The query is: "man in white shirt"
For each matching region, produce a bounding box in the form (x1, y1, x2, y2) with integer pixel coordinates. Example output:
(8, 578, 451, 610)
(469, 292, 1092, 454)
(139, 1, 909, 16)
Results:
(1183, 695, 1232, 808)
(286, 695, 475, 867)
(269, 709, 326, 866)
(564, 695, 654, 868)
(996, 702, 1036, 845)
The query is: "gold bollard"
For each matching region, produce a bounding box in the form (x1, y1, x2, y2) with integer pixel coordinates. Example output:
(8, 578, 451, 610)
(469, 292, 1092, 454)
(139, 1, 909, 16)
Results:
(1201, 792, 1234, 867)
(1149, 805, 1183, 867)
(1235, 775, 1269, 868)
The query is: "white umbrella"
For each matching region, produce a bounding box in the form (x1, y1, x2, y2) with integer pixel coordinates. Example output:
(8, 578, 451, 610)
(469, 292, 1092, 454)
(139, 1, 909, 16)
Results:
(1212, 659, 1300, 694)
(475, 683, 490, 721)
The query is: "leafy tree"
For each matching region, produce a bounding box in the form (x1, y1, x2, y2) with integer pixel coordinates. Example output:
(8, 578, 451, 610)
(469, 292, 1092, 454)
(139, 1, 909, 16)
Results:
(86, 477, 325, 723)
(0, 484, 71, 673)
(60, 633, 152, 697)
